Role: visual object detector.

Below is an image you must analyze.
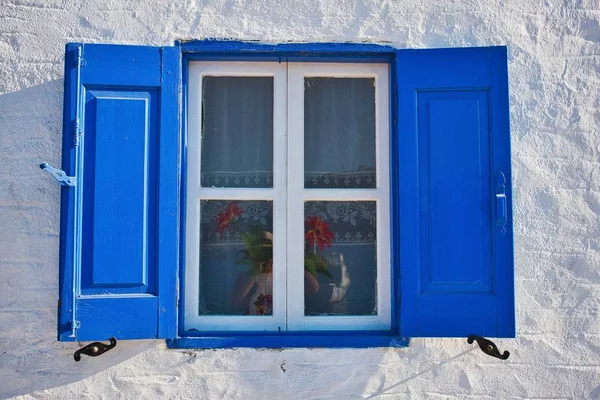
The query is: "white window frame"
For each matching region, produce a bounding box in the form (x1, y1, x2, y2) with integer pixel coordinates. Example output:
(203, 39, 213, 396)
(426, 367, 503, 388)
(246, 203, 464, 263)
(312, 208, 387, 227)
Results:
(185, 61, 390, 332)
(185, 62, 288, 331)
(287, 63, 391, 331)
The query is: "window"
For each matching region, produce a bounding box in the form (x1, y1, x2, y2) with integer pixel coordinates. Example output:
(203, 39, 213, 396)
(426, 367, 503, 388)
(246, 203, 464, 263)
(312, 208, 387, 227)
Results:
(184, 62, 390, 332)
(56, 41, 514, 348)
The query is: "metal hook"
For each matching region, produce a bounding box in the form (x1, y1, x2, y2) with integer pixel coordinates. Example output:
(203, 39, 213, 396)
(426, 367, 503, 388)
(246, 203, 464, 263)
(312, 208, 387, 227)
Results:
(39, 162, 76, 186)
(467, 335, 510, 360)
(74, 337, 117, 361)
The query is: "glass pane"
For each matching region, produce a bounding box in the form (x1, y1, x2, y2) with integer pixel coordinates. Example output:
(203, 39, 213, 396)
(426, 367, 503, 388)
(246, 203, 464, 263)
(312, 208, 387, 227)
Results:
(304, 201, 377, 316)
(304, 78, 376, 189)
(201, 77, 274, 188)
(199, 200, 273, 315)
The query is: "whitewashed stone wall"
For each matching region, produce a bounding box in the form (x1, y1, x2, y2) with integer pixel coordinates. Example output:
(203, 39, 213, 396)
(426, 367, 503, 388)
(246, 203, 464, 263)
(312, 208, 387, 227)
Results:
(1, 0, 599, 398)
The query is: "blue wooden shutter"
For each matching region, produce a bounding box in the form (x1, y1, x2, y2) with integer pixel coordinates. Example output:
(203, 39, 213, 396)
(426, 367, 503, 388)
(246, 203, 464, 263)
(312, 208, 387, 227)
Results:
(397, 47, 515, 337)
(58, 43, 180, 341)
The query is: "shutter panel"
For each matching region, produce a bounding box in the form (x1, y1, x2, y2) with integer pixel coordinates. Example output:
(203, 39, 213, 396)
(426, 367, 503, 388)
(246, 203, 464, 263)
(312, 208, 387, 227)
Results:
(397, 47, 515, 337)
(58, 43, 180, 341)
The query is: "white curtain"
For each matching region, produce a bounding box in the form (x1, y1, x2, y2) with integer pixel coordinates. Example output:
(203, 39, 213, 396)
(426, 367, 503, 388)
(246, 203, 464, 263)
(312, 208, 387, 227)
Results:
(197, 77, 378, 317)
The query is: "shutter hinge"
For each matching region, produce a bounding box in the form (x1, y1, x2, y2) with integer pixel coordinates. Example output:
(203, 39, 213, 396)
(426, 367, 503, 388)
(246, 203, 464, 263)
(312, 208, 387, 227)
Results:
(73, 45, 85, 147)
(176, 275, 180, 308)
(75, 45, 86, 68)
(73, 320, 81, 329)
(73, 118, 82, 147)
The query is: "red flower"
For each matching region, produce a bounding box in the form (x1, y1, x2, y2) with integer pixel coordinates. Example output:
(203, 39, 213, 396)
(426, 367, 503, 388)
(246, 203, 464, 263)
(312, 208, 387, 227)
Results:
(305, 216, 334, 252)
(217, 202, 243, 234)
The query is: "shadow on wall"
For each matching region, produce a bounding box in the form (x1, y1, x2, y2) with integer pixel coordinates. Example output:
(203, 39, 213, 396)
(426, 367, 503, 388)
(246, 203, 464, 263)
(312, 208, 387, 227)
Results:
(0, 80, 491, 400)
(0, 80, 471, 400)
(0, 80, 161, 399)
(10, 79, 600, 400)
(151, 341, 483, 399)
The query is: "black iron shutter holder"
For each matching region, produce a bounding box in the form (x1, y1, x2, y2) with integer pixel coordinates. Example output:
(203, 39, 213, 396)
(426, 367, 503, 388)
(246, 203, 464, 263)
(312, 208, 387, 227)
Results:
(74, 337, 117, 361)
(467, 335, 510, 360)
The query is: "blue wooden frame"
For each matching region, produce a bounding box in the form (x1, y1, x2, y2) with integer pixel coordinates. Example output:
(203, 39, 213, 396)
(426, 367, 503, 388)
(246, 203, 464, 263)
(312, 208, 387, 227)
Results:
(57, 40, 513, 348)
(171, 39, 408, 349)
(58, 44, 181, 341)
(396, 47, 515, 338)
(58, 43, 79, 341)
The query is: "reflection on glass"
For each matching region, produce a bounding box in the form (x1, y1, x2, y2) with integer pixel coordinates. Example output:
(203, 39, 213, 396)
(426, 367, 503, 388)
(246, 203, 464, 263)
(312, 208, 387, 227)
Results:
(201, 77, 274, 188)
(304, 201, 377, 316)
(199, 200, 273, 315)
(304, 78, 376, 189)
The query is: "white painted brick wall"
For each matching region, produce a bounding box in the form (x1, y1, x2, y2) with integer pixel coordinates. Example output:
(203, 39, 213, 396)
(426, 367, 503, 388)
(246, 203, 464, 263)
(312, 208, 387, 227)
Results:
(1, 0, 599, 398)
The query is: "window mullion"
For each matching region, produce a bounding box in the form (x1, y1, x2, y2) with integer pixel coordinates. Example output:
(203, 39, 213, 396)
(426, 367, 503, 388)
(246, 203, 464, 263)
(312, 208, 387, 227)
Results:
(286, 63, 307, 330)
(272, 62, 288, 331)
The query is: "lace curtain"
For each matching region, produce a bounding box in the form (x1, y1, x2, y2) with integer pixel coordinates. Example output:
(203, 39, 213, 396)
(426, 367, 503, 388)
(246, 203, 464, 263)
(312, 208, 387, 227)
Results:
(198, 201, 377, 316)
(201, 77, 274, 188)
(197, 76, 378, 316)
(304, 77, 376, 189)
(200, 77, 376, 189)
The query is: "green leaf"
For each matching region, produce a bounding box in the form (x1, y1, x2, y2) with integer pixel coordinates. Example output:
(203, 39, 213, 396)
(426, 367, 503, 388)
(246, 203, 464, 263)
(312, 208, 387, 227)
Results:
(236, 226, 273, 276)
(304, 252, 333, 280)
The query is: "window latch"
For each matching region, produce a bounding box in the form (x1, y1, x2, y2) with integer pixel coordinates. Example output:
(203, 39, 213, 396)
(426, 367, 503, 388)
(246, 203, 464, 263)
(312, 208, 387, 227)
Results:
(467, 335, 510, 360)
(39, 162, 76, 187)
(74, 337, 117, 361)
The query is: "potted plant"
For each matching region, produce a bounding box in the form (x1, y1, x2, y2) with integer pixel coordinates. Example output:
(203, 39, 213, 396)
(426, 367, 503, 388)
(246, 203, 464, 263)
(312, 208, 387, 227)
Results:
(217, 201, 334, 315)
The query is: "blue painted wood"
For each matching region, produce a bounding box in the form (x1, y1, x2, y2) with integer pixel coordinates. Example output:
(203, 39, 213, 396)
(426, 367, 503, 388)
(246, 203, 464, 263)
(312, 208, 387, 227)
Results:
(389, 56, 400, 333)
(167, 334, 409, 349)
(178, 40, 396, 63)
(59, 40, 514, 346)
(418, 90, 492, 295)
(81, 90, 157, 294)
(77, 297, 158, 340)
(178, 47, 400, 342)
(179, 39, 397, 55)
(58, 43, 80, 341)
(78, 44, 162, 87)
(397, 46, 514, 338)
(490, 47, 516, 338)
(157, 46, 181, 339)
(178, 54, 191, 339)
(58, 43, 179, 341)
